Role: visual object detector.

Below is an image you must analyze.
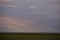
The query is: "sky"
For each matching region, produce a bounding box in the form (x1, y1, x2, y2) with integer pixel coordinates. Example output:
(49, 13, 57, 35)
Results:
(0, 0, 60, 33)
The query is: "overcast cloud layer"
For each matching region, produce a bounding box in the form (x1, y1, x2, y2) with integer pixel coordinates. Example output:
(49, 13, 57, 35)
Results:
(0, 0, 60, 33)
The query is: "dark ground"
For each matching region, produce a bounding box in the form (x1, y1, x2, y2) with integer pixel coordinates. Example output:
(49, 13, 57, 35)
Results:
(0, 33, 60, 40)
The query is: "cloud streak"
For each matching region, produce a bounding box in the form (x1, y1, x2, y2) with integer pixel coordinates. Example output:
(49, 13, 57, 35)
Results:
(1, 5, 18, 8)
(28, 5, 38, 9)
(0, 0, 18, 2)
(0, 16, 35, 32)
(47, 0, 58, 2)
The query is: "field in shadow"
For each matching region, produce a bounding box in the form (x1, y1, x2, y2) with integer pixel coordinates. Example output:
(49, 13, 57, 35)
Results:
(0, 33, 60, 40)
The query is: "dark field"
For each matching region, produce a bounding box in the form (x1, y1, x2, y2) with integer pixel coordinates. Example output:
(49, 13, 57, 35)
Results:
(0, 33, 60, 40)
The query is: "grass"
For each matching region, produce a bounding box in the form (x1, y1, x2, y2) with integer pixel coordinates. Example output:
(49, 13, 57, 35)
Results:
(0, 33, 60, 40)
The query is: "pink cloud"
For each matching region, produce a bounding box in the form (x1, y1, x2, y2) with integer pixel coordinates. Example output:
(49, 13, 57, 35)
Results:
(1, 5, 18, 8)
(0, 0, 17, 2)
(0, 16, 35, 32)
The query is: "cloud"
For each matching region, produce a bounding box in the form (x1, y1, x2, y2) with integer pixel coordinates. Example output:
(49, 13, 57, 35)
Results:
(0, 17, 29, 27)
(0, 16, 35, 32)
(47, 0, 58, 2)
(5, 5, 18, 8)
(0, 16, 60, 33)
(1, 5, 18, 8)
(0, 0, 12, 2)
(28, 5, 38, 9)
(0, 0, 18, 2)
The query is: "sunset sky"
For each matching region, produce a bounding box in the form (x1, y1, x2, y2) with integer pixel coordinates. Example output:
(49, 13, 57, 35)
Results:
(0, 0, 60, 33)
